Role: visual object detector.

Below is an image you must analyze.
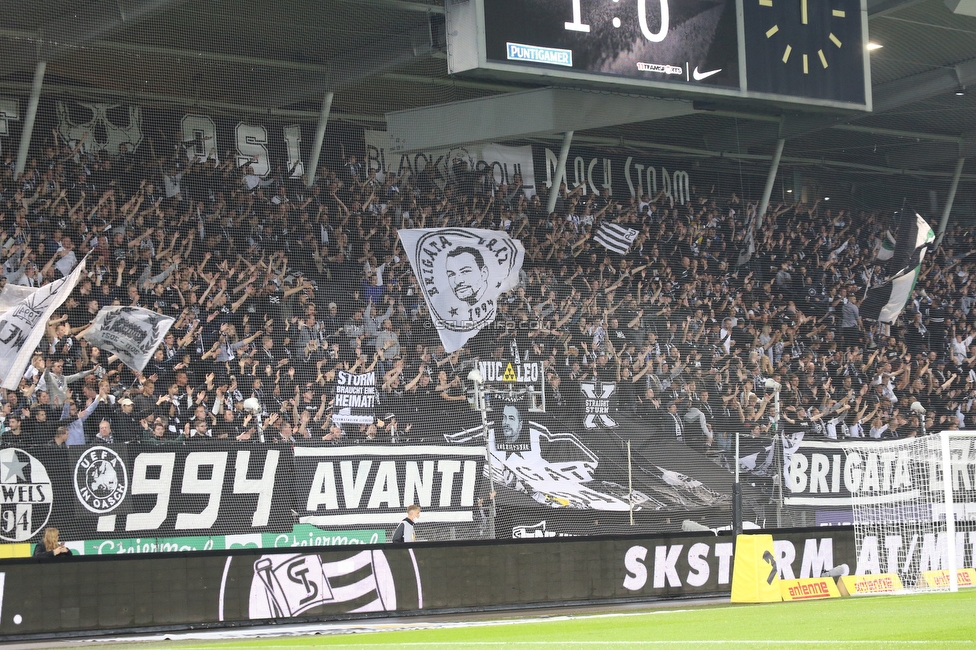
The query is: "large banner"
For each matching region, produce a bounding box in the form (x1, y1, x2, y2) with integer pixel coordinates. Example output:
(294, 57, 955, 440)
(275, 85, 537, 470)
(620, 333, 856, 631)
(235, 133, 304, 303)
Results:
(1, 445, 292, 544)
(0, 443, 490, 547)
(783, 438, 942, 508)
(364, 129, 536, 197)
(0, 98, 365, 182)
(0, 528, 873, 637)
(294, 445, 488, 528)
(532, 144, 693, 204)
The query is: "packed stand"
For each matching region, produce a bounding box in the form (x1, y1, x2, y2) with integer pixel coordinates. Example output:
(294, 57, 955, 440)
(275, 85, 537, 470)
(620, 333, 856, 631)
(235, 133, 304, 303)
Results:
(0, 132, 974, 461)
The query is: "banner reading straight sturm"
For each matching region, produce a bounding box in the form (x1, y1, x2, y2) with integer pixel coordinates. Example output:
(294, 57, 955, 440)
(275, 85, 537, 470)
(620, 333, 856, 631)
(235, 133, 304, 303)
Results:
(399, 228, 524, 353)
(82, 306, 176, 373)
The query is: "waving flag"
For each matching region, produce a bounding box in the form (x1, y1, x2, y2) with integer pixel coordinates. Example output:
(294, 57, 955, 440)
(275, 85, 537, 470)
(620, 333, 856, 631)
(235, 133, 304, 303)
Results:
(594, 222, 639, 255)
(0, 257, 87, 390)
(862, 213, 934, 324)
(82, 306, 175, 373)
(399, 228, 524, 353)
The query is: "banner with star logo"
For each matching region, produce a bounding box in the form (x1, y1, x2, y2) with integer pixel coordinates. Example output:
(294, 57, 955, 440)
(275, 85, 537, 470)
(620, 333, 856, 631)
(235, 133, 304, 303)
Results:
(398, 228, 524, 353)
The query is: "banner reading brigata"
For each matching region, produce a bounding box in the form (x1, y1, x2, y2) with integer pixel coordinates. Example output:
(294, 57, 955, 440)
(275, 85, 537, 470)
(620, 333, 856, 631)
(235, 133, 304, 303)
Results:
(785, 437, 976, 507)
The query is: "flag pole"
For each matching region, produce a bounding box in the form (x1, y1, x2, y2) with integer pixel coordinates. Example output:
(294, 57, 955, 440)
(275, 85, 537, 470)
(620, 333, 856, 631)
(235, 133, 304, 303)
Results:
(627, 440, 634, 526)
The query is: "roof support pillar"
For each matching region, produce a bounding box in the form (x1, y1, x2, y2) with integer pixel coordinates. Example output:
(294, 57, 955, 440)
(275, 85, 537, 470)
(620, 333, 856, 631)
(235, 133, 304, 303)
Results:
(305, 91, 334, 188)
(15, 60, 45, 178)
(757, 138, 786, 229)
(546, 131, 574, 216)
(936, 158, 965, 248)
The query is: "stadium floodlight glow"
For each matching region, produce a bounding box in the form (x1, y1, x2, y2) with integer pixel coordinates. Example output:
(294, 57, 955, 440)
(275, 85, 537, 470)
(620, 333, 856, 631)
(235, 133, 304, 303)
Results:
(867, 42, 883, 50)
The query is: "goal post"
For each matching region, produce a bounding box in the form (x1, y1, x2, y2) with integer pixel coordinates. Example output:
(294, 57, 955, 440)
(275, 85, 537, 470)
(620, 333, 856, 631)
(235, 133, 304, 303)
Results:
(841, 431, 976, 593)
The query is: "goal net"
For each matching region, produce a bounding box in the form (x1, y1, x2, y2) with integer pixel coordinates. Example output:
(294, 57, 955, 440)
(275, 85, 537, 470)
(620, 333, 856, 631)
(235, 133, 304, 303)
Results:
(842, 432, 976, 592)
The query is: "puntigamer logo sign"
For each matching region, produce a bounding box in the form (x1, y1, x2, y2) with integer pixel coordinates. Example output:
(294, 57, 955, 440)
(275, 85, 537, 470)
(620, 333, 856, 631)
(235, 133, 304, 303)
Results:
(74, 446, 129, 514)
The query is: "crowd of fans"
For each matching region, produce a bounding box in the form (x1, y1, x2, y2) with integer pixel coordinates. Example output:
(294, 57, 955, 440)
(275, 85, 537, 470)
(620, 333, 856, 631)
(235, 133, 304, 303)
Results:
(1, 127, 975, 462)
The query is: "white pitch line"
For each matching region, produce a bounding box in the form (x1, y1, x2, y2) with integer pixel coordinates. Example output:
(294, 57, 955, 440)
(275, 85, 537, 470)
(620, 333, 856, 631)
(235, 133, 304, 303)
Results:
(180, 642, 975, 648)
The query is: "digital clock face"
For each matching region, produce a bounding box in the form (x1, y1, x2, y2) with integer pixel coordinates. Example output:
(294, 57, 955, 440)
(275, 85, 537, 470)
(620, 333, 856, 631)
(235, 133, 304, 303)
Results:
(482, 0, 740, 89)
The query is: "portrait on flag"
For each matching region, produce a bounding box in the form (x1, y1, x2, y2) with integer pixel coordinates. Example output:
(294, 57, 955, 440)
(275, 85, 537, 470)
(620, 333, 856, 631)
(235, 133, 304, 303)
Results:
(82, 306, 175, 373)
(399, 228, 524, 352)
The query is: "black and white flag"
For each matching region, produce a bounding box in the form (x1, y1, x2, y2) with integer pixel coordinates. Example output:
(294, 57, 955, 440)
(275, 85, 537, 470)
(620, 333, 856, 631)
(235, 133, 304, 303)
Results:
(861, 213, 934, 324)
(594, 223, 639, 255)
(82, 306, 175, 373)
(398, 228, 524, 353)
(0, 257, 87, 390)
(0, 284, 39, 315)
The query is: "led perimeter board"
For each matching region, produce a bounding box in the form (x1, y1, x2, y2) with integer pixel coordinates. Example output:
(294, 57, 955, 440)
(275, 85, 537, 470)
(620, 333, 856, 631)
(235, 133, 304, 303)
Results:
(445, 0, 871, 111)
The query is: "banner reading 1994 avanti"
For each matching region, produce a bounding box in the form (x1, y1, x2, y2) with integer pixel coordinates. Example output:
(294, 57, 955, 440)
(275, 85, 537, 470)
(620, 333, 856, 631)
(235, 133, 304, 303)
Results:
(0, 443, 488, 549)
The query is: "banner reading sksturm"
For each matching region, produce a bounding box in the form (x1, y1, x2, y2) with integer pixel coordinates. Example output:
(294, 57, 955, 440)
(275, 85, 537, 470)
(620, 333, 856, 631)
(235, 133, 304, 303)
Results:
(398, 228, 524, 353)
(82, 306, 175, 373)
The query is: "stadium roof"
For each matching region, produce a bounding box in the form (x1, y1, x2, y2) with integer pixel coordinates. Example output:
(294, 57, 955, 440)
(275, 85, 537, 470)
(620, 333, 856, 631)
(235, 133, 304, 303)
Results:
(0, 0, 974, 182)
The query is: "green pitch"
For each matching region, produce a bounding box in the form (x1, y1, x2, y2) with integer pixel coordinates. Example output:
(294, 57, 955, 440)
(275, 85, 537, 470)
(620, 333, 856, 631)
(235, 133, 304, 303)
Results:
(136, 591, 976, 649)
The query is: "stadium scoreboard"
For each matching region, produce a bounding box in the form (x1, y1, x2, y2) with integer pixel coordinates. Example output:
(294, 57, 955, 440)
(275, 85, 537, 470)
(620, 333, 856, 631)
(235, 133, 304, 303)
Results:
(445, 0, 871, 111)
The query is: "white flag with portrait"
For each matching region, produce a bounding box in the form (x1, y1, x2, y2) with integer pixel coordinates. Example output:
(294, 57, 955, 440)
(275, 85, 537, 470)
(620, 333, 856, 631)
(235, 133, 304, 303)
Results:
(82, 306, 175, 374)
(398, 228, 524, 353)
(0, 257, 87, 390)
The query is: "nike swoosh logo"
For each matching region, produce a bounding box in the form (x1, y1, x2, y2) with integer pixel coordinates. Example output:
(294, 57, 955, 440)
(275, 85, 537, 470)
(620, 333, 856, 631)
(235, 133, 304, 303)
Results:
(693, 66, 722, 81)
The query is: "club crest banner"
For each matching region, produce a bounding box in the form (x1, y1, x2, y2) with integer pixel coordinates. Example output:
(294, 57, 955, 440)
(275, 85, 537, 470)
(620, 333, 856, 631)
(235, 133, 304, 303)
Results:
(82, 306, 175, 373)
(398, 228, 524, 352)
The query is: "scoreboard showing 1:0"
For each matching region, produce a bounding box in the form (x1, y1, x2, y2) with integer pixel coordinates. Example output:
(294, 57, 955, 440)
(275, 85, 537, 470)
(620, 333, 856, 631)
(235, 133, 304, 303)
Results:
(447, 0, 871, 110)
(482, 0, 741, 89)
